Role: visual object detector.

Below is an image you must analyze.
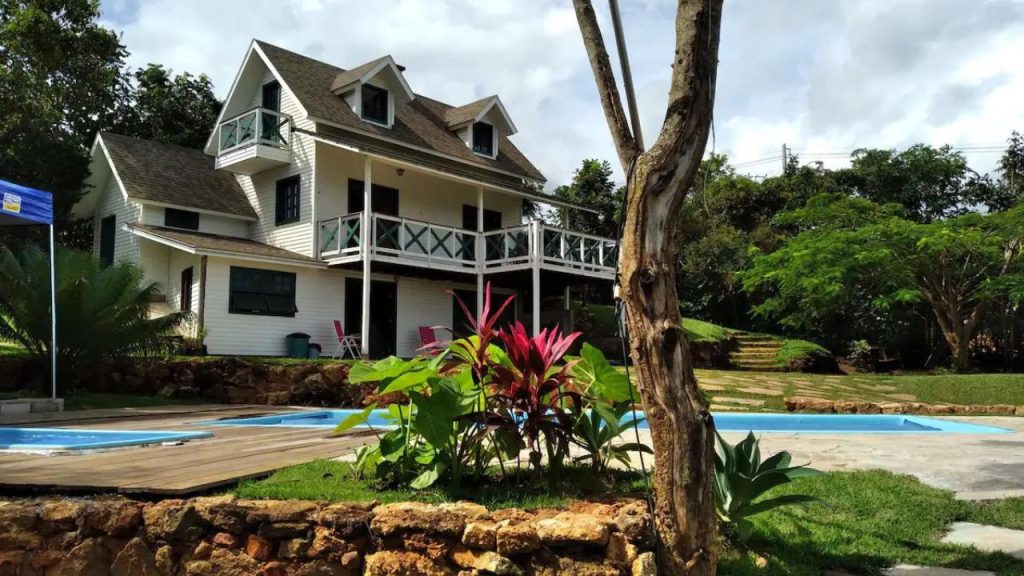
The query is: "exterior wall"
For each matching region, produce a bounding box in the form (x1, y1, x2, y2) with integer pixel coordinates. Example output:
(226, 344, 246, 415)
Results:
(165, 251, 201, 314)
(140, 205, 249, 237)
(315, 143, 525, 229)
(91, 172, 143, 265)
(202, 256, 345, 356)
(138, 241, 170, 291)
(394, 276, 457, 357)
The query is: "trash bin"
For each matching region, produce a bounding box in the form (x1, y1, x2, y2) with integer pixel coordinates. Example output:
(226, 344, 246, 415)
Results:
(308, 343, 322, 359)
(285, 332, 311, 359)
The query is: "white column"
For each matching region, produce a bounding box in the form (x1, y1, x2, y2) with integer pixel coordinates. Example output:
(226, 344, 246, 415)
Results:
(48, 224, 57, 400)
(360, 156, 372, 356)
(476, 186, 484, 320)
(531, 220, 541, 336)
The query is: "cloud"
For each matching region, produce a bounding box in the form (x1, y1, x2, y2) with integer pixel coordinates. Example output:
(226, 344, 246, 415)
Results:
(101, 0, 1024, 185)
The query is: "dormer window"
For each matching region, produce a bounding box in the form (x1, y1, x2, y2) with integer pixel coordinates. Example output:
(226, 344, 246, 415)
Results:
(472, 122, 495, 157)
(361, 84, 389, 125)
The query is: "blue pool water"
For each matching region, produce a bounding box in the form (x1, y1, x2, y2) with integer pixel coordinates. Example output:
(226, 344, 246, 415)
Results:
(209, 410, 1012, 434)
(0, 428, 212, 451)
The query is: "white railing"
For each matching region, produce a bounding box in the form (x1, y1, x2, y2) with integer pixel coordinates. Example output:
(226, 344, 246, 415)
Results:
(318, 212, 363, 258)
(371, 214, 478, 268)
(318, 214, 617, 276)
(217, 107, 291, 154)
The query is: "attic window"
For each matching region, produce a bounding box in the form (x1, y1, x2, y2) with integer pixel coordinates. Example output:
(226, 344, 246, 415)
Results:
(361, 84, 389, 125)
(472, 122, 495, 157)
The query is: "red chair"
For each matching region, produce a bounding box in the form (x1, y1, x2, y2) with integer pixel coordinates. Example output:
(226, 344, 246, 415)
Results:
(418, 325, 451, 355)
(332, 320, 361, 359)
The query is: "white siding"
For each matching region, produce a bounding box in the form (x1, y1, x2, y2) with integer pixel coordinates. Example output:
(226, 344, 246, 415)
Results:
(140, 205, 249, 237)
(395, 277, 456, 357)
(202, 257, 345, 356)
(92, 172, 143, 265)
(315, 144, 525, 228)
(138, 242, 170, 291)
(165, 251, 201, 314)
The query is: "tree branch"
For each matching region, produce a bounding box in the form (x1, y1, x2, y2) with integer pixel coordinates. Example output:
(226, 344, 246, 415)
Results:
(572, 0, 640, 170)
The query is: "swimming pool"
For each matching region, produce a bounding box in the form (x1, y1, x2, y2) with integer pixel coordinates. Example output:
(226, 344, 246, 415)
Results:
(0, 428, 212, 451)
(209, 410, 1012, 434)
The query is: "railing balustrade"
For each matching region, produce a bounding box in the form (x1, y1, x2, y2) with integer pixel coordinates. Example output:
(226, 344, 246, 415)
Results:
(218, 107, 291, 154)
(318, 213, 363, 258)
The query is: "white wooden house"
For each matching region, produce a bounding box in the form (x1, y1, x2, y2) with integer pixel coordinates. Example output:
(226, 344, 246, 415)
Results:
(72, 40, 615, 357)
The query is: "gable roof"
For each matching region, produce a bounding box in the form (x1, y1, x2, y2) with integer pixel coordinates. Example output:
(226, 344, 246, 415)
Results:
(445, 95, 516, 134)
(100, 133, 257, 219)
(126, 224, 322, 267)
(254, 40, 545, 185)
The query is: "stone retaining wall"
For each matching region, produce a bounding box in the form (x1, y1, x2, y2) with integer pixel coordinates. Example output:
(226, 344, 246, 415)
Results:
(0, 495, 656, 576)
(786, 397, 1023, 416)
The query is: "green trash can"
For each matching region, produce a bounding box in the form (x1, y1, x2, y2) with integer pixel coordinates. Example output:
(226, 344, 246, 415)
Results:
(285, 332, 311, 359)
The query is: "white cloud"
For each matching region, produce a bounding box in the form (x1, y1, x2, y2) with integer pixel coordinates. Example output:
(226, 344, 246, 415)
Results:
(101, 0, 1024, 186)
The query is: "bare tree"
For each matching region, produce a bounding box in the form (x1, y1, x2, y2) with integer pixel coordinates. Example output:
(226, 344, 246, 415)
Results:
(572, 0, 724, 574)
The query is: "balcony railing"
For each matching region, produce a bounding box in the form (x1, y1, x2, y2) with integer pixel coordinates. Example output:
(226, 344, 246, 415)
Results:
(317, 214, 617, 276)
(217, 107, 291, 154)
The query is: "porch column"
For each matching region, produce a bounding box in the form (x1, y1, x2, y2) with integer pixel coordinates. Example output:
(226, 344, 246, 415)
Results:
(531, 220, 541, 336)
(197, 255, 208, 337)
(476, 186, 484, 320)
(360, 156, 372, 356)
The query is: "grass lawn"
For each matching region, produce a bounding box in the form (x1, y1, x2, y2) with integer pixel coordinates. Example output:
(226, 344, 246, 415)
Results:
(62, 392, 205, 411)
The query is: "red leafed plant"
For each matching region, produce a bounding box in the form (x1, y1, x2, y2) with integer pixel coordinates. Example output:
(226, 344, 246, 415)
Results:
(447, 282, 516, 383)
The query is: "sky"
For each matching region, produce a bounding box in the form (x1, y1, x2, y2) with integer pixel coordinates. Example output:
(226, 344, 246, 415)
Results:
(100, 0, 1024, 188)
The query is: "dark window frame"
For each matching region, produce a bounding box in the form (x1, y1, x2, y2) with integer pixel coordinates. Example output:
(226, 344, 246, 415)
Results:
(262, 81, 281, 112)
(361, 84, 389, 125)
(99, 215, 116, 267)
(164, 208, 200, 230)
(228, 266, 297, 317)
(180, 266, 194, 311)
(275, 175, 301, 226)
(472, 122, 495, 157)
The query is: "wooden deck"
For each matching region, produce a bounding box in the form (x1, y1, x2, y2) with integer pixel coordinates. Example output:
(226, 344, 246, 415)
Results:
(0, 405, 374, 496)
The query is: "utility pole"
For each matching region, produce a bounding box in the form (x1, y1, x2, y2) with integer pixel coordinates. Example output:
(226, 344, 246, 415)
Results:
(781, 143, 789, 174)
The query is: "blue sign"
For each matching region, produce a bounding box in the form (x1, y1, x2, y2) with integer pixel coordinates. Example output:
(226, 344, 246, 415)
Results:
(0, 179, 53, 225)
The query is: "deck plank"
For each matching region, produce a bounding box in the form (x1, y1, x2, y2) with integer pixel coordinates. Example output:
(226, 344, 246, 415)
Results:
(0, 406, 372, 496)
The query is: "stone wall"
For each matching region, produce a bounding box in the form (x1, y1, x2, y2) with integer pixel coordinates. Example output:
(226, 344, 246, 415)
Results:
(0, 495, 656, 576)
(786, 397, 1024, 416)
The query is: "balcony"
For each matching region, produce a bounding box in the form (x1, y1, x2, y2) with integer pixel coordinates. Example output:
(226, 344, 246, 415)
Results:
(318, 213, 617, 278)
(214, 107, 292, 175)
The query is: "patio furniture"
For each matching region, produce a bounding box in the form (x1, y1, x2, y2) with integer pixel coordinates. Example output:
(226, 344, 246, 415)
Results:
(418, 325, 451, 356)
(332, 321, 361, 359)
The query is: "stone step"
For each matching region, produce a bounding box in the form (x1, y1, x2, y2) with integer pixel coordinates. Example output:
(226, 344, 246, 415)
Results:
(736, 341, 784, 349)
(730, 357, 781, 365)
(730, 351, 779, 358)
(729, 365, 787, 373)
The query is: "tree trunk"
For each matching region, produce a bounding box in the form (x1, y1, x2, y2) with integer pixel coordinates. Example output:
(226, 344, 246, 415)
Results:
(573, 0, 724, 573)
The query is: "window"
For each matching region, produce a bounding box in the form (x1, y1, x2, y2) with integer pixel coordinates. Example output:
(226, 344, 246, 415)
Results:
(275, 176, 300, 226)
(262, 81, 281, 112)
(461, 205, 502, 231)
(472, 122, 495, 157)
(229, 267, 297, 317)
(348, 179, 399, 216)
(164, 208, 199, 230)
(361, 84, 389, 125)
(99, 215, 115, 267)
(180, 267, 194, 311)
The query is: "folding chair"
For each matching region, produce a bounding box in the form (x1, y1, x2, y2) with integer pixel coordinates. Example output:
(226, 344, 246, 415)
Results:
(418, 325, 451, 356)
(332, 320, 362, 359)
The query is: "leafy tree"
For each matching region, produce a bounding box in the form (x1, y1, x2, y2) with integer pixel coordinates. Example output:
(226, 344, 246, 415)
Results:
(985, 131, 1024, 213)
(112, 64, 221, 149)
(840, 144, 986, 223)
(741, 196, 1024, 370)
(0, 247, 187, 391)
(0, 0, 131, 245)
(552, 159, 624, 238)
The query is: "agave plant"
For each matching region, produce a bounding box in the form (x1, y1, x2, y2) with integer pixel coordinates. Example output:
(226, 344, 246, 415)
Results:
(0, 247, 187, 389)
(573, 401, 652, 474)
(714, 431, 822, 542)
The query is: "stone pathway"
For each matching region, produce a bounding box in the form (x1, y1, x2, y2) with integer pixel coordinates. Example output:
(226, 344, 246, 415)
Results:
(714, 397, 766, 407)
(941, 522, 1024, 559)
(886, 566, 995, 576)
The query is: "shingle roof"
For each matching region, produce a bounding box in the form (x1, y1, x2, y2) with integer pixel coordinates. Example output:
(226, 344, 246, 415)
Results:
(444, 96, 496, 129)
(329, 56, 390, 93)
(100, 133, 257, 219)
(254, 40, 546, 185)
(127, 224, 321, 265)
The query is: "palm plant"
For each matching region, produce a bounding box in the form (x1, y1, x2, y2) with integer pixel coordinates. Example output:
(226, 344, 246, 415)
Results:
(0, 247, 187, 389)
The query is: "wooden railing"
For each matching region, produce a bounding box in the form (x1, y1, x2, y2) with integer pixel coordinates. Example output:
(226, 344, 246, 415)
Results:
(318, 215, 616, 276)
(217, 107, 291, 154)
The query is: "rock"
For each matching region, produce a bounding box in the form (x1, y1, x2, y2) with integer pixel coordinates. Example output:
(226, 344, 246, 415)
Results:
(632, 552, 656, 576)
(154, 545, 175, 576)
(605, 532, 638, 564)
(321, 364, 349, 386)
(264, 391, 291, 405)
(308, 526, 352, 561)
(278, 538, 311, 559)
(111, 537, 160, 576)
(246, 500, 319, 524)
(314, 503, 372, 538)
(82, 499, 143, 538)
(292, 560, 353, 576)
(462, 521, 498, 550)
(41, 499, 87, 532)
(440, 502, 489, 521)
(528, 556, 622, 576)
(144, 501, 205, 542)
(49, 537, 111, 576)
(184, 548, 260, 576)
(535, 513, 609, 547)
(371, 503, 466, 538)
(260, 561, 290, 576)
(363, 551, 452, 576)
(192, 542, 213, 560)
(258, 521, 311, 539)
(495, 523, 540, 556)
(246, 535, 274, 561)
(28, 550, 64, 571)
(0, 552, 23, 575)
(212, 533, 239, 548)
(615, 502, 654, 548)
(0, 503, 42, 550)
(193, 497, 247, 534)
(449, 545, 522, 576)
